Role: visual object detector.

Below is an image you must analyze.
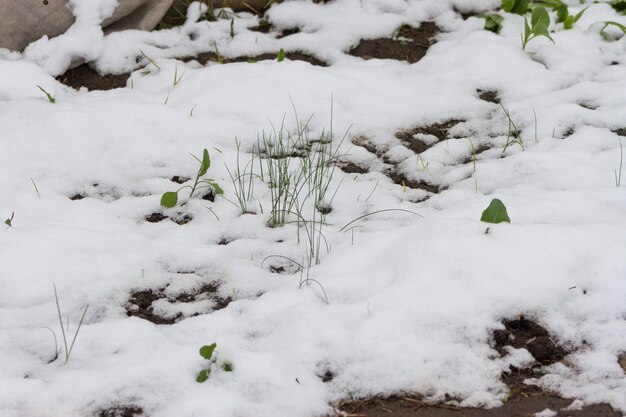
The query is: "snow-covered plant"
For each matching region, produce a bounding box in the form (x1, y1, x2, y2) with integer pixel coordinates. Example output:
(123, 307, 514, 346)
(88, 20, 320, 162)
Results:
(481, 13, 504, 33)
(533, 0, 587, 30)
(599, 21, 626, 41)
(521, 6, 554, 50)
(499, 104, 525, 157)
(37, 85, 55, 103)
(4, 211, 14, 227)
(161, 148, 223, 208)
(52, 284, 89, 365)
(196, 343, 233, 382)
(609, 0, 626, 14)
(226, 139, 260, 214)
(502, 0, 530, 14)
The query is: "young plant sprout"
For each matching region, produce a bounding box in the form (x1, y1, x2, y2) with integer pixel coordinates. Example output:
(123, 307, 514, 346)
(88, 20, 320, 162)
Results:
(521, 6, 554, 50)
(161, 149, 223, 208)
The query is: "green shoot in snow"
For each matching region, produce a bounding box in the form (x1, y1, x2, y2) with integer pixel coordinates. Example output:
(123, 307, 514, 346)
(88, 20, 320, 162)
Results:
(521, 6, 554, 50)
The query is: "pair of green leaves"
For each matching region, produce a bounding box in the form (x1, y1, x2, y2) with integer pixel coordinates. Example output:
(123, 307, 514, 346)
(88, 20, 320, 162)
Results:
(160, 148, 224, 208)
(534, 0, 587, 29)
(197, 343, 233, 383)
(522, 6, 554, 49)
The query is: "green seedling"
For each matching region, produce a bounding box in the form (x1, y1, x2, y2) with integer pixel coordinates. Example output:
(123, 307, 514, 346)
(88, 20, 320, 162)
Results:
(481, 198, 510, 234)
(533, 0, 587, 29)
(213, 41, 222, 64)
(500, 104, 525, 156)
(4, 211, 14, 227)
(563, 7, 587, 29)
(481, 13, 504, 33)
(53, 283, 89, 364)
(277, 48, 286, 62)
(609, 0, 626, 14)
(521, 6, 554, 50)
(139, 49, 161, 70)
(37, 85, 56, 103)
(600, 21, 626, 41)
(196, 342, 233, 382)
(161, 148, 223, 208)
(502, 0, 530, 14)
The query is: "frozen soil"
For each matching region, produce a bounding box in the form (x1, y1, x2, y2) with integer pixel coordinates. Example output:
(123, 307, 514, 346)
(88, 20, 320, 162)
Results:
(2, 1, 626, 417)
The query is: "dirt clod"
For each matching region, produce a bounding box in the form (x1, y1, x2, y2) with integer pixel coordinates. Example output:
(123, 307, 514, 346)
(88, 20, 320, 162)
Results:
(96, 405, 143, 417)
(477, 90, 500, 104)
(494, 316, 567, 365)
(349, 22, 439, 63)
(126, 282, 232, 325)
(395, 120, 464, 154)
(58, 65, 130, 91)
(145, 212, 168, 223)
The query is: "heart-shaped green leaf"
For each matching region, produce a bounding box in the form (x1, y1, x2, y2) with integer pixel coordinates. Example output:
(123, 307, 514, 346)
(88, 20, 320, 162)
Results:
(199, 343, 217, 360)
(502, 0, 530, 14)
(480, 199, 511, 224)
(160, 191, 178, 208)
(196, 369, 210, 383)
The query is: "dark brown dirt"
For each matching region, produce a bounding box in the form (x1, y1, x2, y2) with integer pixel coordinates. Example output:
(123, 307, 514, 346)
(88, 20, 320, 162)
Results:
(58, 65, 130, 91)
(349, 22, 439, 63)
(96, 405, 143, 417)
(386, 169, 441, 193)
(395, 120, 464, 154)
(145, 212, 194, 225)
(145, 212, 168, 223)
(171, 176, 191, 184)
(332, 395, 621, 417)
(478, 90, 500, 104)
(70, 193, 86, 200)
(126, 281, 232, 324)
(494, 316, 567, 365)
(613, 128, 626, 136)
(183, 51, 326, 67)
(338, 161, 369, 174)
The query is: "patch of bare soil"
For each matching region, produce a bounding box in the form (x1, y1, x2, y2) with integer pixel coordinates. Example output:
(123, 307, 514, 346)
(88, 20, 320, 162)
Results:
(349, 22, 439, 63)
(96, 405, 143, 417)
(183, 51, 326, 67)
(126, 281, 232, 324)
(395, 120, 464, 154)
(332, 395, 620, 417)
(331, 317, 621, 417)
(145, 212, 193, 225)
(477, 90, 500, 104)
(58, 65, 130, 91)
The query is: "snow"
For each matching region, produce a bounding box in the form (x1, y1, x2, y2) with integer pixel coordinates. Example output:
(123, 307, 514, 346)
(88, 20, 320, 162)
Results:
(1, 0, 626, 416)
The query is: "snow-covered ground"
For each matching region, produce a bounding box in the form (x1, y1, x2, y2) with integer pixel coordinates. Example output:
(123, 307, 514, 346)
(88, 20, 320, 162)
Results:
(1, 0, 626, 416)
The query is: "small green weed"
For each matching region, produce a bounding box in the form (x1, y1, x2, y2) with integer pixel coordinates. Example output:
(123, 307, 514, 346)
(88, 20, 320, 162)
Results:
(481, 198, 510, 234)
(599, 21, 626, 41)
(481, 13, 504, 33)
(521, 6, 554, 50)
(502, 0, 531, 14)
(277, 48, 286, 62)
(161, 149, 223, 208)
(37, 85, 56, 103)
(52, 283, 89, 364)
(196, 343, 233, 382)
(500, 104, 525, 157)
(4, 211, 14, 227)
(609, 0, 626, 14)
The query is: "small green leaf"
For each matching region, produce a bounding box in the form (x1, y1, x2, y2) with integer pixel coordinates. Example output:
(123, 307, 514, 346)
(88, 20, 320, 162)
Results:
(555, 4, 568, 23)
(502, 0, 530, 14)
(196, 369, 210, 382)
(209, 181, 224, 195)
(199, 149, 211, 176)
(600, 21, 626, 41)
(481, 13, 504, 34)
(277, 48, 286, 62)
(480, 199, 511, 224)
(36, 85, 56, 103)
(530, 6, 551, 36)
(4, 219, 12, 227)
(199, 343, 217, 360)
(160, 191, 178, 208)
(221, 361, 234, 372)
(610, 0, 626, 14)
